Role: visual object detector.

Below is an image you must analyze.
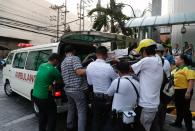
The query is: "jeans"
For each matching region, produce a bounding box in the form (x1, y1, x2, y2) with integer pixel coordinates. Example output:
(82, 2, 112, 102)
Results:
(92, 97, 111, 131)
(33, 97, 57, 131)
(175, 89, 193, 131)
(66, 91, 87, 131)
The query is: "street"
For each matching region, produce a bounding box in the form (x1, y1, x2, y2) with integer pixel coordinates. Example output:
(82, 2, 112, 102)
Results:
(0, 71, 194, 131)
(0, 71, 67, 131)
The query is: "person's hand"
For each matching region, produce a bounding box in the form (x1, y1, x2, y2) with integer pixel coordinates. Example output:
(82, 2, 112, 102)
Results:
(185, 91, 191, 99)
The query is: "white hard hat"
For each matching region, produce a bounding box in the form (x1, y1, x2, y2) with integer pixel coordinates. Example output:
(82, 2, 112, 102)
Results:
(156, 43, 165, 51)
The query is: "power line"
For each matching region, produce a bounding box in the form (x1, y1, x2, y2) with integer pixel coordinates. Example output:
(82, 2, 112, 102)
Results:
(0, 23, 57, 37)
(0, 16, 65, 34)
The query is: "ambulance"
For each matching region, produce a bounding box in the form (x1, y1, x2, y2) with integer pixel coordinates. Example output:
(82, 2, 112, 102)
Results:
(2, 31, 129, 115)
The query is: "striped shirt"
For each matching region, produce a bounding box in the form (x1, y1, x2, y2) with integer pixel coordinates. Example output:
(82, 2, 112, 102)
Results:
(61, 55, 88, 92)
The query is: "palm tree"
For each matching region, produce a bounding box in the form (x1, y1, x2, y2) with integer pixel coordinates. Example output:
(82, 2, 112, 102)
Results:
(88, 0, 129, 34)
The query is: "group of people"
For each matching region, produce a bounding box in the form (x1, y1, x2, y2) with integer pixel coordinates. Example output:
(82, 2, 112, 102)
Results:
(32, 38, 195, 131)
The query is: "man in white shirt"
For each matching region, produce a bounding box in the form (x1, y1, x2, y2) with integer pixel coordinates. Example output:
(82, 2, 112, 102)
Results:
(172, 44, 182, 57)
(86, 46, 118, 131)
(130, 39, 164, 131)
(156, 44, 171, 78)
(106, 61, 139, 131)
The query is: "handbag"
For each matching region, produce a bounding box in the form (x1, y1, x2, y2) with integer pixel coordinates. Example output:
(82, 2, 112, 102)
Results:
(114, 77, 139, 124)
(162, 75, 175, 98)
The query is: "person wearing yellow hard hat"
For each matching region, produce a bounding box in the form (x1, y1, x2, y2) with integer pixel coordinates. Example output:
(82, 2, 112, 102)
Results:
(130, 39, 164, 131)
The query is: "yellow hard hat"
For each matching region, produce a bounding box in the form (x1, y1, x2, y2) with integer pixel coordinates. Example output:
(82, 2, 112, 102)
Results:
(135, 39, 156, 53)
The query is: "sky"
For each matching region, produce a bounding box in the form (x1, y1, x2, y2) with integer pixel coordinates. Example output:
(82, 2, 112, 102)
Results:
(46, 0, 153, 17)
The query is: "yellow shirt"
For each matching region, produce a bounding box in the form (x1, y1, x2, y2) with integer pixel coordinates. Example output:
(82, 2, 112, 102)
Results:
(172, 66, 195, 89)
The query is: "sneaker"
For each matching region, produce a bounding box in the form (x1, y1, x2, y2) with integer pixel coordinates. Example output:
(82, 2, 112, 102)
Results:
(169, 122, 182, 128)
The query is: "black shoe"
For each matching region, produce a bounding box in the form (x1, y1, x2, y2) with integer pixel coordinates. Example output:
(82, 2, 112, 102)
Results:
(169, 122, 182, 128)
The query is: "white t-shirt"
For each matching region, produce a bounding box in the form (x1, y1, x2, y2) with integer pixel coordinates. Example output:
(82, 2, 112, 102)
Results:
(131, 56, 163, 108)
(163, 59, 171, 78)
(86, 59, 118, 94)
(107, 76, 139, 111)
(156, 54, 171, 78)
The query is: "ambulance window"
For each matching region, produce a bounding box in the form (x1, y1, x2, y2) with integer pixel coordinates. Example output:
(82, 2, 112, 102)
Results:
(6, 53, 14, 64)
(36, 50, 52, 69)
(18, 52, 27, 68)
(25, 50, 52, 71)
(13, 52, 27, 68)
(13, 53, 21, 68)
(25, 51, 39, 71)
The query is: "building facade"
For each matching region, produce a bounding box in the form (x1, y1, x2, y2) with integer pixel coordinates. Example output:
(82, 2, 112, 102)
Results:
(0, 0, 91, 58)
(165, 0, 195, 48)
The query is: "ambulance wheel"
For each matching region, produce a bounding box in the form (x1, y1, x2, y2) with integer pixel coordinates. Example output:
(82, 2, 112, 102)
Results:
(4, 82, 14, 96)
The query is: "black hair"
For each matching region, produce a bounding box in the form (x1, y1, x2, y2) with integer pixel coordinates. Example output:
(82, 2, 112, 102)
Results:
(140, 45, 157, 56)
(96, 46, 108, 55)
(48, 53, 60, 61)
(179, 54, 192, 66)
(64, 45, 75, 53)
(116, 61, 130, 74)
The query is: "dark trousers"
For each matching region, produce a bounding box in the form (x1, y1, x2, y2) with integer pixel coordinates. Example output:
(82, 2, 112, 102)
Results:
(92, 97, 111, 131)
(151, 101, 168, 131)
(34, 97, 57, 131)
(104, 116, 133, 131)
(175, 89, 192, 131)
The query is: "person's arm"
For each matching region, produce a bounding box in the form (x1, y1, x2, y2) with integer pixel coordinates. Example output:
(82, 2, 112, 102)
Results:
(185, 80, 194, 99)
(86, 67, 92, 86)
(53, 68, 62, 84)
(109, 66, 118, 80)
(107, 80, 117, 96)
(185, 69, 195, 99)
(131, 59, 144, 75)
(73, 56, 86, 76)
(75, 68, 86, 76)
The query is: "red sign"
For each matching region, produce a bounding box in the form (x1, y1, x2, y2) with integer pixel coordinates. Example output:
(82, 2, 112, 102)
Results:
(15, 72, 35, 83)
(17, 43, 33, 47)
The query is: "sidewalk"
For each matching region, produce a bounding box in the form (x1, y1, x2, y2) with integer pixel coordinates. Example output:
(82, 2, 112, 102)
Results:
(164, 114, 195, 131)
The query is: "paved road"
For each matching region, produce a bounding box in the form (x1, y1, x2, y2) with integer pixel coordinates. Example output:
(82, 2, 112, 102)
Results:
(0, 70, 193, 131)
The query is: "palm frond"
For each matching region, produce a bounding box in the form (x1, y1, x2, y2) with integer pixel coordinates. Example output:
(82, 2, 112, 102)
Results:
(88, 7, 110, 16)
(92, 14, 109, 31)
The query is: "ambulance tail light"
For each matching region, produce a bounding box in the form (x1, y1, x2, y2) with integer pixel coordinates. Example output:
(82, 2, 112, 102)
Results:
(54, 91, 62, 97)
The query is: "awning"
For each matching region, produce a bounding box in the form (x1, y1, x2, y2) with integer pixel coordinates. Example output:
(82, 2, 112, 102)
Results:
(60, 31, 130, 44)
(125, 12, 195, 28)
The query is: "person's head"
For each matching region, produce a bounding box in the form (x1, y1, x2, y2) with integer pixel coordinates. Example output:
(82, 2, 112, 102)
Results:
(64, 45, 76, 55)
(156, 43, 165, 57)
(189, 43, 193, 48)
(96, 46, 108, 60)
(48, 53, 60, 66)
(184, 42, 189, 48)
(116, 61, 130, 76)
(135, 39, 156, 58)
(175, 54, 192, 67)
(174, 43, 179, 48)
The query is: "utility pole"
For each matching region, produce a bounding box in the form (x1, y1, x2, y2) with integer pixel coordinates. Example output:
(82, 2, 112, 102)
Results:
(63, 0, 69, 33)
(82, 0, 85, 30)
(79, 0, 82, 31)
(50, 5, 65, 42)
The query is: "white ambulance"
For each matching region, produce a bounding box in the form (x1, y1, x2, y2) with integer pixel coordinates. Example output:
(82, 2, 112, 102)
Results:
(2, 31, 128, 115)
